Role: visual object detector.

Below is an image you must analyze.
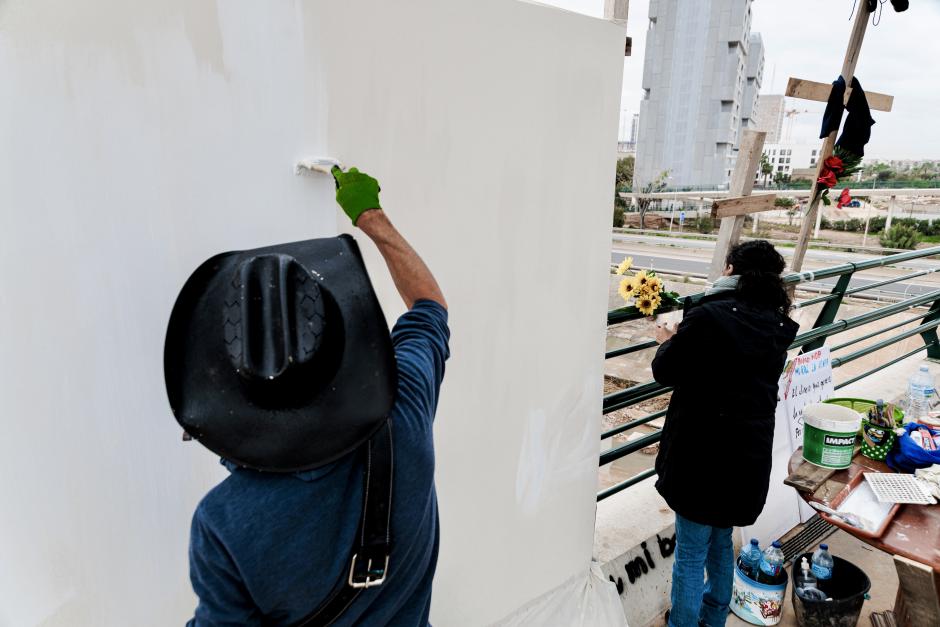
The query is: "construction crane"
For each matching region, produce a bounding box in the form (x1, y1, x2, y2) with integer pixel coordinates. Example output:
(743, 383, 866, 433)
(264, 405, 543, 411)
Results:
(783, 108, 810, 142)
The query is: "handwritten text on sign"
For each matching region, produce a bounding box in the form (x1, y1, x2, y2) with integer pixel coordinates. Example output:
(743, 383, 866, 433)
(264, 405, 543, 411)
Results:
(779, 347, 834, 451)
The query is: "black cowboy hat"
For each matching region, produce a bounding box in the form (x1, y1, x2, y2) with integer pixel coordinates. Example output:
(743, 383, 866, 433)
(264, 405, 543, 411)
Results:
(164, 235, 396, 472)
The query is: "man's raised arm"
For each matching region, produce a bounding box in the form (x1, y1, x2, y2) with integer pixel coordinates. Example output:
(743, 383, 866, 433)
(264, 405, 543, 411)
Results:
(333, 167, 446, 310)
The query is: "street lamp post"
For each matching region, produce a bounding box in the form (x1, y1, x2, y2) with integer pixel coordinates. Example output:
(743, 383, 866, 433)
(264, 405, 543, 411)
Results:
(862, 175, 875, 247)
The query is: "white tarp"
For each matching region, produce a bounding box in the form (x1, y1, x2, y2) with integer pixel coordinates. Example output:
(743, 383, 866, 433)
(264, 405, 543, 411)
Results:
(495, 563, 629, 627)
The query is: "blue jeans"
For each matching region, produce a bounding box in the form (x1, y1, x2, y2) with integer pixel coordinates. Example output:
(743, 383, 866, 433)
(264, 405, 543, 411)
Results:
(669, 514, 734, 627)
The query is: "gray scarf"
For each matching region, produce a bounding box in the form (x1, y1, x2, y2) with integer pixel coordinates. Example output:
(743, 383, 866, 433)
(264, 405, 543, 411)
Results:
(705, 274, 739, 296)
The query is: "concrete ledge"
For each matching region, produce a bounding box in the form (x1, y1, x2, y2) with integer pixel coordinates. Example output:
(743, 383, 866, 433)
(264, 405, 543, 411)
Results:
(595, 476, 675, 627)
(595, 476, 672, 564)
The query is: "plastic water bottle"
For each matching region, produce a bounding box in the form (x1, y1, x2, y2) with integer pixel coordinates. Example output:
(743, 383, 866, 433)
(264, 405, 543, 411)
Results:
(907, 367, 935, 423)
(796, 557, 827, 601)
(811, 543, 834, 581)
(737, 538, 761, 579)
(756, 540, 785, 585)
(923, 367, 940, 412)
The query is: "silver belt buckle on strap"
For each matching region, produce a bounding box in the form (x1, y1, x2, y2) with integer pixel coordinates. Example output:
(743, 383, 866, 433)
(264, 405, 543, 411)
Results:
(348, 554, 390, 589)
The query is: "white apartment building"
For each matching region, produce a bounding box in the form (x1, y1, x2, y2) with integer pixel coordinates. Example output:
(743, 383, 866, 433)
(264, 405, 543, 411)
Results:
(635, 0, 764, 190)
(756, 142, 821, 184)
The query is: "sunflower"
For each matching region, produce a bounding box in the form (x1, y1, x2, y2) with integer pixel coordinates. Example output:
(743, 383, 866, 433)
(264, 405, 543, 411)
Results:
(634, 270, 649, 289)
(640, 287, 662, 306)
(636, 281, 656, 297)
(618, 277, 637, 302)
(615, 257, 634, 276)
(637, 294, 658, 317)
(646, 276, 663, 293)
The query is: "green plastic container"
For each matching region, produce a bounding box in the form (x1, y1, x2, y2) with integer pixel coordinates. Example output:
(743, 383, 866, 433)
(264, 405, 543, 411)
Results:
(824, 398, 904, 427)
(859, 420, 896, 461)
(824, 399, 904, 461)
(803, 403, 862, 469)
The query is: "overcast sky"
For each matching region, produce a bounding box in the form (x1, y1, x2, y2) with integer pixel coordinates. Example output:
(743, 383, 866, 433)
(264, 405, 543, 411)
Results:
(538, 0, 940, 160)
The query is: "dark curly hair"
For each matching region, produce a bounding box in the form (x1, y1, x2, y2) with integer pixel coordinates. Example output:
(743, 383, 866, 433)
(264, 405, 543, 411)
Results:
(725, 240, 791, 313)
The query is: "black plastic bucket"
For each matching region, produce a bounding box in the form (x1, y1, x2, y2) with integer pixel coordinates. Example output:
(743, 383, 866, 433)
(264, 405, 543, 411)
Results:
(791, 553, 871, 627)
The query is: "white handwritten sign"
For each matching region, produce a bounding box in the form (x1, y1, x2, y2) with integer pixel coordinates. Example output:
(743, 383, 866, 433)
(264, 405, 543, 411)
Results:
(780, 348, 834, 452)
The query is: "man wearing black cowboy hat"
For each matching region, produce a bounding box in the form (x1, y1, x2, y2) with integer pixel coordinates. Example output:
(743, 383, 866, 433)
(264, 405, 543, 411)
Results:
(165, 166, 449, 626)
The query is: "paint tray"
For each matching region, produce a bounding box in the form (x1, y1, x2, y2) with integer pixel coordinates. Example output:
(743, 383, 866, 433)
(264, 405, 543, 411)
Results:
(815, 472, 900, 539)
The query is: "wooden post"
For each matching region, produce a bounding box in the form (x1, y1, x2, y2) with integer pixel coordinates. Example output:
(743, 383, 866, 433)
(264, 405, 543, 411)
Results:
(708, 130, 766, 280)
(893, 554, 940, 627)
(712, 194, 776, 219)
(789, 2, 871, 273)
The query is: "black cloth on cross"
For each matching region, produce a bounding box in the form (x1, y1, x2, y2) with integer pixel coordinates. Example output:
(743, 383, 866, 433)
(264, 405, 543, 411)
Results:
(819, 75, 876, 157)
(867, 0, 909, 12)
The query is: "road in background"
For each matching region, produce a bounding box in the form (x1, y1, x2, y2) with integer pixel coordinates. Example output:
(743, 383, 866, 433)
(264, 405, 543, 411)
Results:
(612, 233, 940, 300)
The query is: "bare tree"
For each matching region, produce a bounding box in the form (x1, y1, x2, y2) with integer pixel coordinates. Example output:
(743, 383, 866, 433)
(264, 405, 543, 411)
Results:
(635, 170, 670, 229)
(775, 196, 796, 226)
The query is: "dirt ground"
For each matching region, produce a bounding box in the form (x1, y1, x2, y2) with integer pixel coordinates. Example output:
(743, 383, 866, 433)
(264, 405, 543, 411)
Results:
(603, 376, 670, 445)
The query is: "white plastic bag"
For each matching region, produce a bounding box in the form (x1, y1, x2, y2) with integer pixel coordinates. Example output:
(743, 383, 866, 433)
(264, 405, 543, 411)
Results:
(495, 562, 629, 627)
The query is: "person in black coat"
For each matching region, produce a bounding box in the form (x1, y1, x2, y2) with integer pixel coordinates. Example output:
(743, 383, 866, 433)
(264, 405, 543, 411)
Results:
(652, 240, 799, 627)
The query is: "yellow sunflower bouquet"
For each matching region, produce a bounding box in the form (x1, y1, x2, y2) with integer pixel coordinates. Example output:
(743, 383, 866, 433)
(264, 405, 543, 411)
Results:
(613, 257, 682, 317)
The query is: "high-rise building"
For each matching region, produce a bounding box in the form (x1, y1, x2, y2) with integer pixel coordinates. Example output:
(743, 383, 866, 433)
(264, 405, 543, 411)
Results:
(755, 94, 785, 144)
(634, 0, 763, 190)
(740, 34, 764, 134)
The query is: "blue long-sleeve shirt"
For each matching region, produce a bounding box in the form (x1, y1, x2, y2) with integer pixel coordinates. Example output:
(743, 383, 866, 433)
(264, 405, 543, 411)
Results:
(187, 300, 450, 626)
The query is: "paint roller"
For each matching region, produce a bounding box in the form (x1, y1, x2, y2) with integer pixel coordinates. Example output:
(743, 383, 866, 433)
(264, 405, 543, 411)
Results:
(295, 156, 345, 179)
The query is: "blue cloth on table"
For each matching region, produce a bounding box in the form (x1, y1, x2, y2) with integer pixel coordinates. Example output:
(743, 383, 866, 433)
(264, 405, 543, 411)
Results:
(887, 423, 940, 474)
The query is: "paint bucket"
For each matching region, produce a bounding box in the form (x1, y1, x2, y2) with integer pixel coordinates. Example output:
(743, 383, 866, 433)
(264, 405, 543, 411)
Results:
(802, 403, 862, 469)
(791, 553, 870, 627)
(730, 564, 789, 625)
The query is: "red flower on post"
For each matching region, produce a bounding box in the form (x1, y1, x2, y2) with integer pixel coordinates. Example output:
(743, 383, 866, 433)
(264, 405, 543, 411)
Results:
(817, 170, 838, 188)
(824, 156, 844, 175)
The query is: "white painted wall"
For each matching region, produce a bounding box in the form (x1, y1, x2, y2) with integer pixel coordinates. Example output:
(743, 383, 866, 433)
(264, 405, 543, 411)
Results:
(0, 1, 624, 625)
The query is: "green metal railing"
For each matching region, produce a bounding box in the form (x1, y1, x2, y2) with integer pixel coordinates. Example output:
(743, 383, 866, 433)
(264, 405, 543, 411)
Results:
(599, 245, 940, 502)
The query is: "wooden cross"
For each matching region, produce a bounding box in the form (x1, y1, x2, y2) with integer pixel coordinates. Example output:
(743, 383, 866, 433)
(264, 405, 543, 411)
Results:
(707, 130, 778, 280)
(786, 3, 895, 273)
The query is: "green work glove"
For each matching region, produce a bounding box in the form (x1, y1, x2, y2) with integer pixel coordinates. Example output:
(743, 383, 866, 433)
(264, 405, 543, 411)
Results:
(332, 166, 381, 226)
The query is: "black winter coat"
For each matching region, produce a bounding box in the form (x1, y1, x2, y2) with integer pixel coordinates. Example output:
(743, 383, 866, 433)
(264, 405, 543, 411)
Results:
(652, 291, 800, 528)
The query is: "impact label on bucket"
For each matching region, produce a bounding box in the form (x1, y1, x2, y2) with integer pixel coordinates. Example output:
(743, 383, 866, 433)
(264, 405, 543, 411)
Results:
(803, 404, 862, 469)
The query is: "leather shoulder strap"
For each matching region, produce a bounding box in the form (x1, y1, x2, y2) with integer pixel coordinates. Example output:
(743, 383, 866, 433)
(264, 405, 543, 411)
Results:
(289, 420, 394, 627)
